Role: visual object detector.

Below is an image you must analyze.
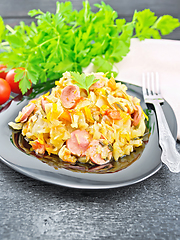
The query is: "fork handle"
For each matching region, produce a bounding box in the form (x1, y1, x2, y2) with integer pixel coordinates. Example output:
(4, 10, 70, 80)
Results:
(153, 100, 180, 172)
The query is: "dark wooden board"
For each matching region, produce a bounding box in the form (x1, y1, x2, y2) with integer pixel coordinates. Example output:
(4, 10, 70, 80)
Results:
(0, 0, 180, 39)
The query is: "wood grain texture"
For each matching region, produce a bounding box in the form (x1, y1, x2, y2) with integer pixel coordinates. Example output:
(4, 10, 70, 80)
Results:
(1, 150, 180, 240)
(0, 0, 180, 39)
(0, 0, 180, 18)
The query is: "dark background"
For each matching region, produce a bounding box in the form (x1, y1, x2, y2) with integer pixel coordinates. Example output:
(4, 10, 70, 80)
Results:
(0, 0, 180, 40)
(0, 1, 180, 240)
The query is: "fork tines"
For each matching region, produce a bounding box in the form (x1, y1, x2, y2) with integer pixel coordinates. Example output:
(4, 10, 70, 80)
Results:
(142, 72, 164, 104)
(142, 72, 160, 96)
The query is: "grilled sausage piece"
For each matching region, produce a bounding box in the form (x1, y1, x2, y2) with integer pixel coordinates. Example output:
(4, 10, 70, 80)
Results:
(19, 103, 35, 122)
(86, 140, 112, 165)
(60, 85, 80, 109)
(66, 130, 90, 157)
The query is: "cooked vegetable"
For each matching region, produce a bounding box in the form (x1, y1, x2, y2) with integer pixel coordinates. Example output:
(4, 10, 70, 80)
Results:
(9, 72, 147, 167)
(0, 1, 179, 95)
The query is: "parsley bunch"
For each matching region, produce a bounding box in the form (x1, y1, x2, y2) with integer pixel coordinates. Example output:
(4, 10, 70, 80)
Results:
(0, 1, 179, 94)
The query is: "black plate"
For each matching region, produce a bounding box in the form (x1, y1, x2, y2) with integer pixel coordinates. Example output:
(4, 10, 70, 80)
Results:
(0, 83, 177, 189)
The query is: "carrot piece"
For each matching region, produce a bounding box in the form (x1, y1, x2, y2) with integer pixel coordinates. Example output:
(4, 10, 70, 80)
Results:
(30, 140, 45, 155)
(60, 110, 71, 122)
(84, 106, 94, 123)
(105, 109, 121, 120)
(107, 77, 116, 90)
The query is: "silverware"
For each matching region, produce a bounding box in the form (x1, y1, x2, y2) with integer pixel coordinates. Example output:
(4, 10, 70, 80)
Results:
(142, 72, 180, 173)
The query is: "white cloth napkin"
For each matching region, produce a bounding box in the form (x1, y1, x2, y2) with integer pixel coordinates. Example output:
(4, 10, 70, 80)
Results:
(85, 38, 180, 140)
(115, 38, 180, 140)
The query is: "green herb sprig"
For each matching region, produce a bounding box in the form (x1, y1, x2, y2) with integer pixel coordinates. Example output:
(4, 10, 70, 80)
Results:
(70, 71, 98, 94)
(0, 1, 179, 95)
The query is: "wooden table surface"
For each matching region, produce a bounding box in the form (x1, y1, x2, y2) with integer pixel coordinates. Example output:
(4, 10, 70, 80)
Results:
(0, 1, 180, 239)
(0, 0, 180, 40)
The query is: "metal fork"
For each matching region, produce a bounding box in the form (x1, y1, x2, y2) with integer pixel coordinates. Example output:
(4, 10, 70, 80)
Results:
(142, 72, 180, 173)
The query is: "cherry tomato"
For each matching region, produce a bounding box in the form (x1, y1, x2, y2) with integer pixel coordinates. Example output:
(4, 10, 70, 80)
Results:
(5, 69, 21, 94)
(5, 68, 32, 94)
(0, 78, 11, 105)
(0, 64, 7, 79)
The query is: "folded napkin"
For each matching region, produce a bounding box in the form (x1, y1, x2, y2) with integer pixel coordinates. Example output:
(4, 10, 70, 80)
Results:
(115, 38, 180, 140)
(85, 38, 180, 140)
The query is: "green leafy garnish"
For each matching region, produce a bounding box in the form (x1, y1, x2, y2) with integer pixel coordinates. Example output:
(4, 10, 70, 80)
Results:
(70, 72, 98, 94)
(133, 9, 180, 40)
(0, 1, 179, 95)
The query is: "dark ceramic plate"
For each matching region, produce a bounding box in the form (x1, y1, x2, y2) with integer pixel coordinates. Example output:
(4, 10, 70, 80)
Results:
(0, 83, 177, 189)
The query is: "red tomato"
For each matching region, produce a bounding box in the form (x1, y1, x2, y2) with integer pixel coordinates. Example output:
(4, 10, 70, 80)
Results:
(0, 78, 11, 105)
(5, 69, 21, 94)
(5, 68, 32, 94)
(0, 64, 7, 79)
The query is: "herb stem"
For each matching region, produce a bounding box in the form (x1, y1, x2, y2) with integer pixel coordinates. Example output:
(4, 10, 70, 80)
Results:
(0, 2, 179, 96)
(31, 35, 60, 52)
(0, 41, 9, 46)
(6, 25, 15, 34)
(84, 1, 89, 23)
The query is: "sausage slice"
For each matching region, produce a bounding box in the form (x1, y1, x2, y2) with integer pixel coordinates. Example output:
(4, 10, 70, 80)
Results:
(41, 98, 49, 112)
(132, 105, 142, 126)
(86, 140, 112, 165)
(66, 130, 90, 156)
(17, 103, 35, 123)
(89, 80, 105, 91)
(60, 85, 80, 109)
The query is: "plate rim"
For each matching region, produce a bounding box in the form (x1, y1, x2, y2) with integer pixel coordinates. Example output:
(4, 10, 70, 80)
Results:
(0, 82, 177, 189)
